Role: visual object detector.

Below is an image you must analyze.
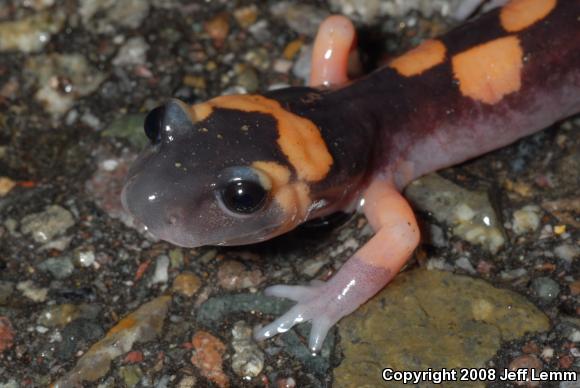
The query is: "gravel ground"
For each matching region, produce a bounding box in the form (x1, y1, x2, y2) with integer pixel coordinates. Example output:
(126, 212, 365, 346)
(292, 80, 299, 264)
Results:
(0, 1, 578, 387)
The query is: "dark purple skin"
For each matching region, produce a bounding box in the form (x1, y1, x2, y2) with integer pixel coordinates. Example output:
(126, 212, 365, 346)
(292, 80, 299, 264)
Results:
(269, 0, 580, 188)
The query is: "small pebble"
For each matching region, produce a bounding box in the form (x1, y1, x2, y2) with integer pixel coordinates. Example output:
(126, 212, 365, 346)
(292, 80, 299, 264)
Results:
(151, 255, 170, 285)
(499, 268, 528, 281)
(0, 317, 15, 352)
(273, 58, 293, 74)
(553, 224, 566, 235)
(455, 257, 476, 274)
(20, 205, 75, 243)
(123, 351, 144, 364)
(301, 258, 326, 277)
(16, 280, 48, 302)
(233, 5, 258, 28)
(190, 331, 229, 388)
(569, 281, 580, 296)
(530, 277, 560, 303)
(567, 328, 580, 343)
(26, 53, 106, 117)
(283, 39, 303, 60)
(558, 355, 574, 369)
(217, 260, 263, 290)
(0, 11, 65, 52)
(38, 256, 74, 279)
(205, 13, 230, 47)
(168, 249, 184, 269)
(0, 177, 16, 197)
(172, 272, 202, 297)
(38, 303, 101, 327)
(231, 321, 264, 378)
(540, 347, 554, 360)
(277, 377, 297, 388)
(176, 376, 197, 388)
(554, 244, 580, 262)
(76, 250, 96, 267)
(112, 37, 149, 67)
(512, 205, 541, 235)
(508, 354, 543, 387)
(270, 2, 327, 36)
(248, 19, 270, 42)
(79, 0, 150, 31)
(118, 365, 143, 388)
(235, 65, 259, 92)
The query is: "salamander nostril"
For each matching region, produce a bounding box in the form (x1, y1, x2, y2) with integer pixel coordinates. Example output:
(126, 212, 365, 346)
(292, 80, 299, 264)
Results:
(144, 106, 165, 144)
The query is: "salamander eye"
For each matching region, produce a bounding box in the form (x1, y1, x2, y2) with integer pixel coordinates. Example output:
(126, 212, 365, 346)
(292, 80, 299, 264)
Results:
(144, 106, 165, 144)
(221, 179, 267, 214)
(216, 166, 271, 216)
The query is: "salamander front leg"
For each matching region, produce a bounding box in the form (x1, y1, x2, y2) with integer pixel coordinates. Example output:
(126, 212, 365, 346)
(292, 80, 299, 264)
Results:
(254, 179, 420, 352)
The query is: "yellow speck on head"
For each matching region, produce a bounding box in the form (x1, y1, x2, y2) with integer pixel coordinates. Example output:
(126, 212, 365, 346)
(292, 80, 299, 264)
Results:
(452, 36, 523, 104)
(500, 0, 557, 32)
(389, 39, 447, 77)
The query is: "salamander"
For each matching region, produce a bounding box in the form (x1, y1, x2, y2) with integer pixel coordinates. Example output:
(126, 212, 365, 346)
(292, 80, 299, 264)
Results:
(122, 0, 580, 353)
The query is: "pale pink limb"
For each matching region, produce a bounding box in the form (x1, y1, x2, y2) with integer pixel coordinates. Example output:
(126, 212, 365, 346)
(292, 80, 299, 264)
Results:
(254, 178, 420, 353)
(309, 15, 356, 87)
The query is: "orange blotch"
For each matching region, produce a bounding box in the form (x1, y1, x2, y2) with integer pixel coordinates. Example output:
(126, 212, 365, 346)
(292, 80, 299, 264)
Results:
(273, 182, 311, 221)
(190, 102, 213, 122)
(206, 95, 333, 182)
(293, 182, 312, 217)
(500, 0, 557, 32)
(252, 161, 291, 190)
(389, 39, 446, 77)
(452, 36, 523, 104)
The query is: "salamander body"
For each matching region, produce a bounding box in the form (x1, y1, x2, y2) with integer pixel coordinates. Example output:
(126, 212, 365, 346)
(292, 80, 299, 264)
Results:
(122, 0, 580, 351)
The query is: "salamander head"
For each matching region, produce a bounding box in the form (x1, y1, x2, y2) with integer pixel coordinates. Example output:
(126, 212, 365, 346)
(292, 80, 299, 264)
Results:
(122, 96, 327, 247)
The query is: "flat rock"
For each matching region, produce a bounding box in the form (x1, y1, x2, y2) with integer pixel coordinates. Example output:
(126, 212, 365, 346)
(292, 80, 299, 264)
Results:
(335, 269, 550, 388)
